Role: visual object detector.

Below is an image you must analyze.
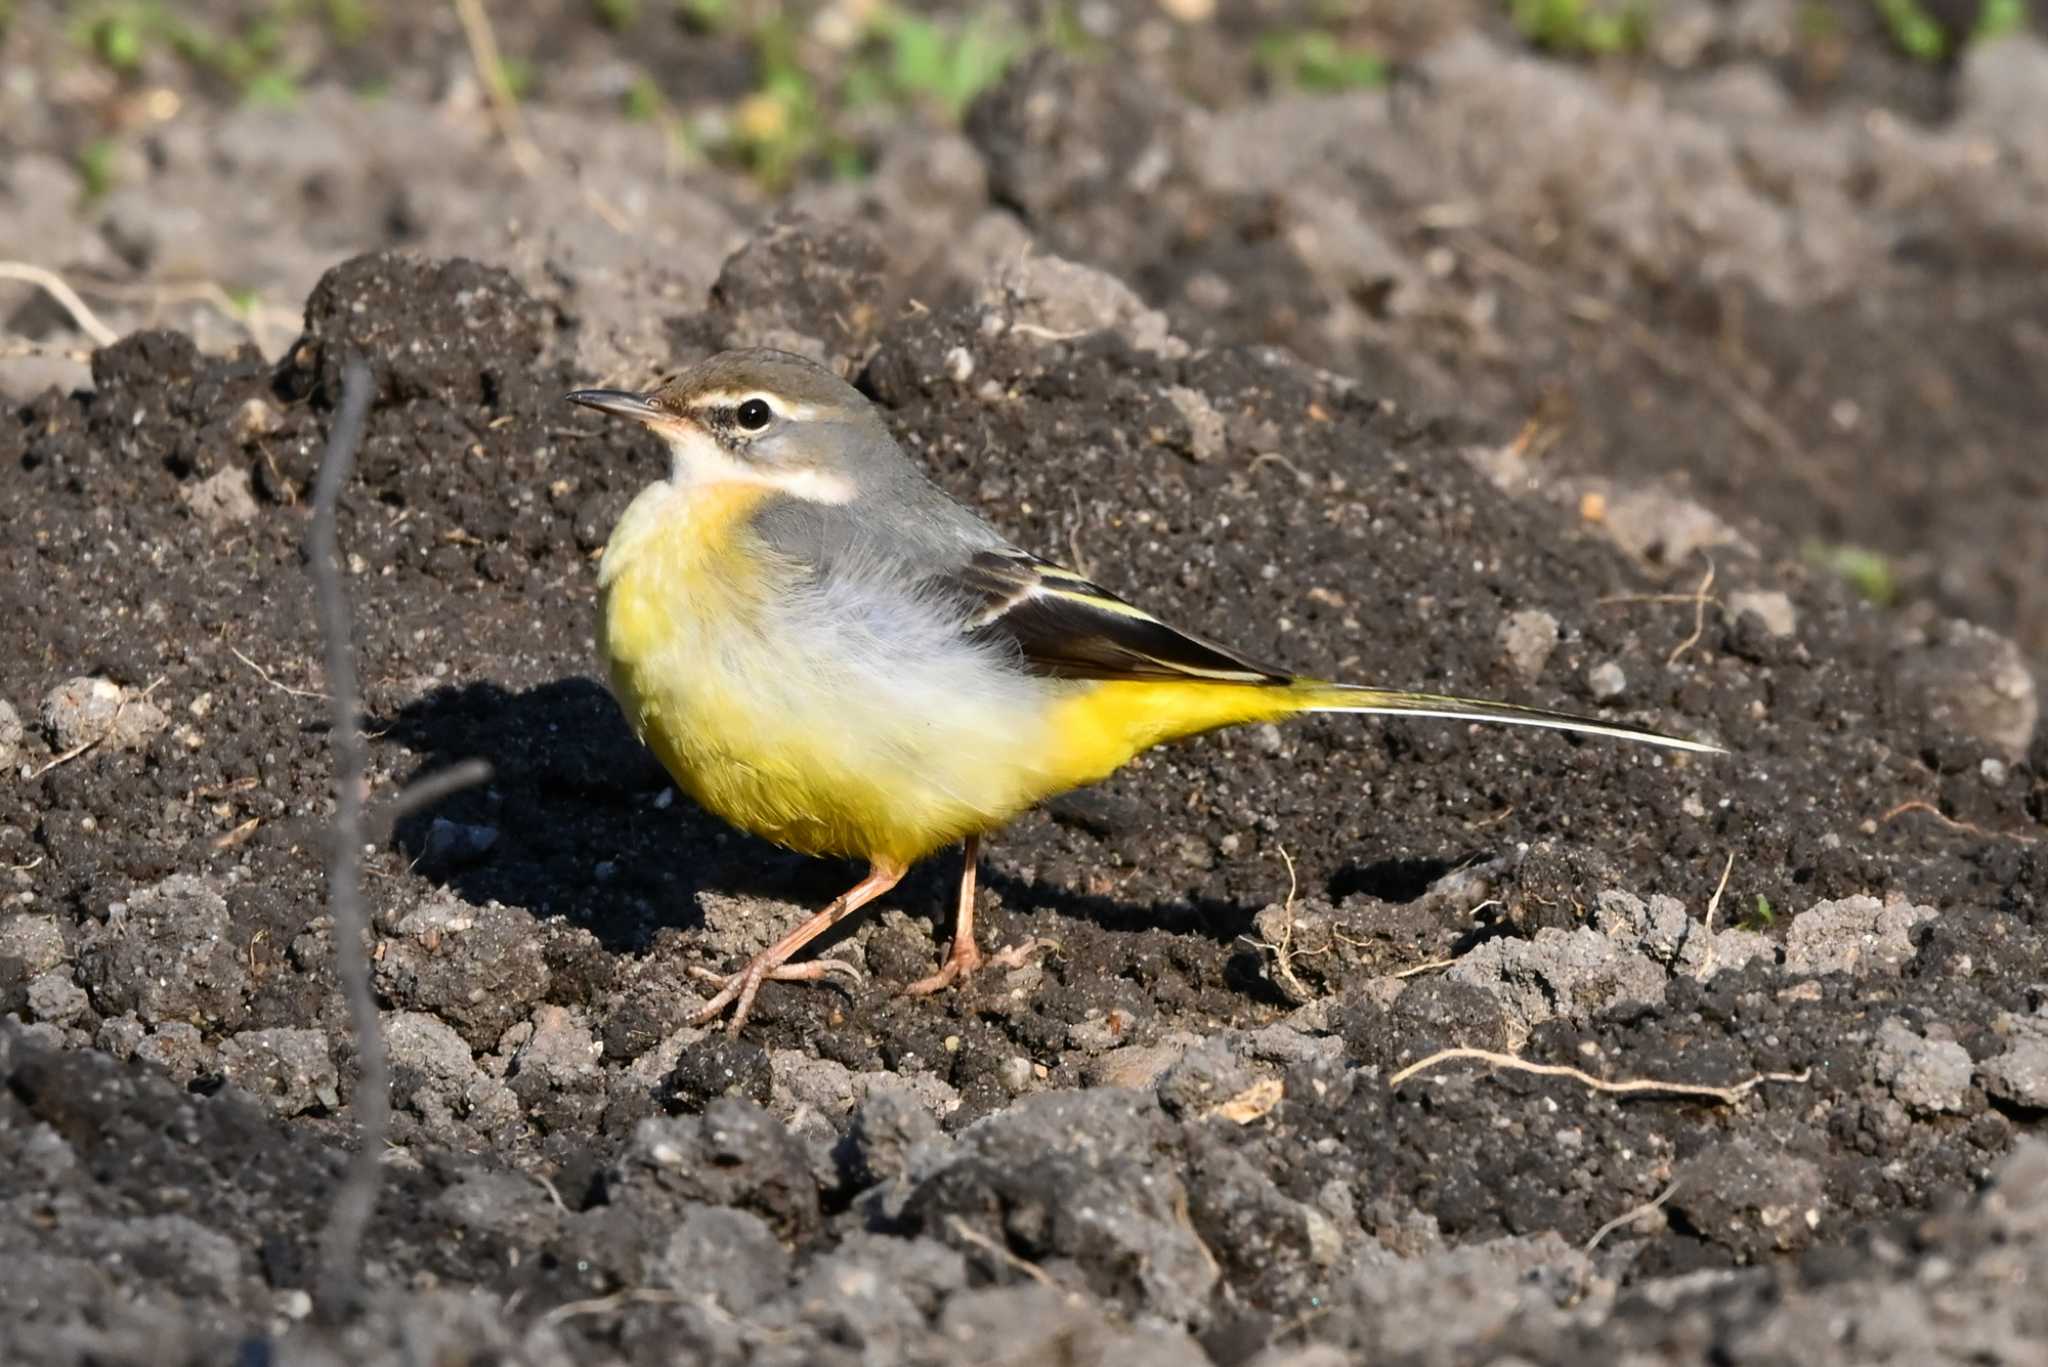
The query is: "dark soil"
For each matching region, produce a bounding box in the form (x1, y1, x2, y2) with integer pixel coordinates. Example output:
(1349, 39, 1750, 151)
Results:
(3, 4, 2046, 1365)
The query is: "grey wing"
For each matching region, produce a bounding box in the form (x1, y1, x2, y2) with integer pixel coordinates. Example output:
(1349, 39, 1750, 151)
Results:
(945, 549, 1293, 684)
(749, 492, 1289, 684)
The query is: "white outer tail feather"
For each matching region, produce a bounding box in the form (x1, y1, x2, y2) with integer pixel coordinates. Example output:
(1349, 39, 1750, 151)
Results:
(1303, 685, 1725, 755)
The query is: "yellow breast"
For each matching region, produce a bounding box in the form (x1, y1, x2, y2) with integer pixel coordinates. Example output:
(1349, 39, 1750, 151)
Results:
(597, 480, 1055, 865)
(600, 479, 811, 835)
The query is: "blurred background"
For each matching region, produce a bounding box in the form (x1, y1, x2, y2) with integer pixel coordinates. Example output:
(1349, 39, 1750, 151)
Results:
(2, 0, 2045, 671)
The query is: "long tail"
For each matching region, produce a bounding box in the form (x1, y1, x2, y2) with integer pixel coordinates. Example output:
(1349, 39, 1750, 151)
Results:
(1292, 682, 1725, 754)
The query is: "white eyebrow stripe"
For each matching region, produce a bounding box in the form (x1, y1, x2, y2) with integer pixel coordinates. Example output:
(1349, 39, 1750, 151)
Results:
(687, 390, 821, 421)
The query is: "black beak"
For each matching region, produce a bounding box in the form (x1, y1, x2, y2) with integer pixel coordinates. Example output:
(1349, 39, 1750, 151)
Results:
(566, 389, 666, 423)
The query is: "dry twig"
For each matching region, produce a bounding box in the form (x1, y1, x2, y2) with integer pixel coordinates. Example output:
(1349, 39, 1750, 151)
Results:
(1665, 558, 1717, 667)
(229, 645, 329, 702)
(212, 817, 262, 851)
(362, 759, 496, 844)
(450, 0, 544, 176)
(59, 275, 297, 354)
(1695, 850, 1736, 981)
(1881, 799, 2040, 846)
(311, 361, 379, 1315)
(1388, 1046, 1809, 1103)
(1006, 322, 1092, 343)
(1600, 559, 1720, 666)
(0, 261, 119, 347)
(540, 1288, 688, 1327)
(1583, 1179, 1681, 1253)
(1241, 844, 1315, 1001)
(946, 1216, 1070, 1296)
(1066, 487, 1092, 579)
(307, 366, 490, 1318)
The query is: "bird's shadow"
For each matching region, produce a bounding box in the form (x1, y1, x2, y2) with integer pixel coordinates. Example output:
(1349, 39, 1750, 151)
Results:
(377, 678, 852, 955)
(378, 679, 1490, 985)
(375, 678, 1214, 959)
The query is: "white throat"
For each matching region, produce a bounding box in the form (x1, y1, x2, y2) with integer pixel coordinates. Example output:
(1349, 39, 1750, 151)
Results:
(662, 424, 857, 506)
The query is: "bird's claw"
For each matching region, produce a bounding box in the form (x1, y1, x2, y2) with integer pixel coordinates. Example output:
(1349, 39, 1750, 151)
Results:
(689, 955, 864, 1034)
(987, 938, 1056, 972)
(904, 937, 1055, 997)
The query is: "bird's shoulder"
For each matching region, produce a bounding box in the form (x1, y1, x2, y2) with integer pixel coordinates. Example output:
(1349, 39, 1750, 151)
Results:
(747, 482, 1001, 573)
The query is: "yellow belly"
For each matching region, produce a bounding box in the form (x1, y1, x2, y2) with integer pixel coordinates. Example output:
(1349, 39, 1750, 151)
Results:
(597, 479, 1312, 868)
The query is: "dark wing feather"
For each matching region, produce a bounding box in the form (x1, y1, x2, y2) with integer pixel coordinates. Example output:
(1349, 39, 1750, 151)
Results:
(947, 550, 1292, 685)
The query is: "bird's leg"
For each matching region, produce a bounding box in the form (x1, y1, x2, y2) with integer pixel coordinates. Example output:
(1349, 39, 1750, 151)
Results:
(905, 834, 1052, 996)
(690, 860, 905, 1034)
(905, 834, 983, 994)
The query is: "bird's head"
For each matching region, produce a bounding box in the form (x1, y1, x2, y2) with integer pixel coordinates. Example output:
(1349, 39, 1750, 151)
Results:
(567, 348, 900, 505)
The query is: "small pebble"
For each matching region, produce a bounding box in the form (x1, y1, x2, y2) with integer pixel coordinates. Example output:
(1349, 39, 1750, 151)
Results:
(997, 1056, 1035, 1095)
(40, 676, 169, 753)
(1726, 589, 1797, 638)
(27, 969, 89, 1025)
(0, 914, 66, 975)
(0, 698, 23, 767)
(230, 396, 284, 440)
(1165, 385, 1228, 462)
(180, 466, 260, 530)
(1497, 609, 1561, 680)
(1587, 661, 1628, 701)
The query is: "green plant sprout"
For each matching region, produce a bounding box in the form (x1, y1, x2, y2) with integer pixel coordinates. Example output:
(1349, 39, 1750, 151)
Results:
(1972, 0, 2028, 41)
(705, 4, 1024, 187)
(1254, 29, 1388, 91)
(1873, 0, 1948, 59)
(1508, 0, 1649, 55)
(871, 7, 1023, 118)
(76, 137, 119, 202)
(68, 0, 373, 104)
(1806, 542, 1899, 607)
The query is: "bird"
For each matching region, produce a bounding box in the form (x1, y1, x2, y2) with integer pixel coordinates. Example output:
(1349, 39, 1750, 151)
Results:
(568, 348, 1721, 1033)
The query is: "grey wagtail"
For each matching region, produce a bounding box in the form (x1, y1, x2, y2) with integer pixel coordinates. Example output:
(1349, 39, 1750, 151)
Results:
(567, 349, 1720, 1033)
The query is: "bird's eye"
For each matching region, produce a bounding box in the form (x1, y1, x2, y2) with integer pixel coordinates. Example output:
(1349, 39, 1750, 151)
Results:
(736, 398, 773, 431)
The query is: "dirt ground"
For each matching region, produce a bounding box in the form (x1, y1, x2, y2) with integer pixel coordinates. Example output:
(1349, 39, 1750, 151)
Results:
(3, 2, 2047, 1365)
